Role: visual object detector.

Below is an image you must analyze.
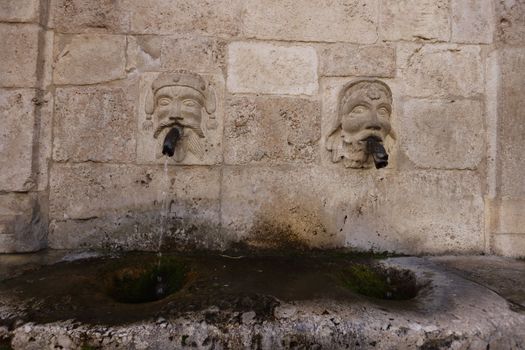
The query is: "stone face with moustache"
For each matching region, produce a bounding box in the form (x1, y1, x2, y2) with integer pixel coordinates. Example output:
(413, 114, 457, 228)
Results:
(145, 72, 216, 162)
(326, 79, 395, 169)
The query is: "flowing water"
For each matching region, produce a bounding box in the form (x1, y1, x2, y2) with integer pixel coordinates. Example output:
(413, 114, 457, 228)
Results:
(155, 158, 171, 297)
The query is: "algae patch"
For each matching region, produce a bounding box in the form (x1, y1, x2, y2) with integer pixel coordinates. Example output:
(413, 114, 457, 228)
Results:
(340, 264, 418, 300)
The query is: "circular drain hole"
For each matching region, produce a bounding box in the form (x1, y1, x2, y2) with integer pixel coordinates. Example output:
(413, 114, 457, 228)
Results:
(340, 264, 419, 300)
(106, 257, 189, 303)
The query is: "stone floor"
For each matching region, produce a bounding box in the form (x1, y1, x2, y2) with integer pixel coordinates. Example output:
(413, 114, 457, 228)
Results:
(0, 251, 524, 349)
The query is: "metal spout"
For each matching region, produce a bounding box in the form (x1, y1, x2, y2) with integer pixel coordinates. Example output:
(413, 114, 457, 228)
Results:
(162, 127, 182, 157)
(365, 136, 389, 169)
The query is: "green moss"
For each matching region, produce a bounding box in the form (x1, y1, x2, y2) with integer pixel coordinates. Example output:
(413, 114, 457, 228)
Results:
(340, 264, 390, 299)
(108, 256, 188, 303)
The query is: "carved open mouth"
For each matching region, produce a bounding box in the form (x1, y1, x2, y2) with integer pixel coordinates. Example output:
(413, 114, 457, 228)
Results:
(154, 121, 183, 139)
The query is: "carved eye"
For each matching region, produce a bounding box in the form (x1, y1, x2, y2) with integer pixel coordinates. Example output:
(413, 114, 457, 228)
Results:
(158, 98, 171, 106)
(351, 105, 367, 114)
(378, 107, 390, 117)
(183, 99, 199, 108)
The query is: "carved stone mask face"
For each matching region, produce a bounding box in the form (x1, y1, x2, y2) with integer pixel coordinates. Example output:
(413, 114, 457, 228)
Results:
(326, 80, 394, 169)
(153, 86, 205, 139)
(340, 85, 392, 144)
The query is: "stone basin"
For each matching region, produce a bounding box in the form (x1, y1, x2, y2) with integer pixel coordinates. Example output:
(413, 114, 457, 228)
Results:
(0, 252, 525, 349)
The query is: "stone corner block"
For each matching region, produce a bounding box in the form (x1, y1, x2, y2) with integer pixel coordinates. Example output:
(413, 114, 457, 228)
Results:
(53, 34, 127, 85)
(227, 42, 318, 96)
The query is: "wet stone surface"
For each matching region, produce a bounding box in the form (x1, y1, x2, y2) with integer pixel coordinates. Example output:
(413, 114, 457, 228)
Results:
(0, 252, 524, 349)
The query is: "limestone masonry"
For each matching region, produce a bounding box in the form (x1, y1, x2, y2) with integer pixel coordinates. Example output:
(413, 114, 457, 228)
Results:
(0, 0, 524, 256)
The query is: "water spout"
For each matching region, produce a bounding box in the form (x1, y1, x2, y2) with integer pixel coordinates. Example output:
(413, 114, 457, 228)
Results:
(365, 136, 389, 169)
(162, 127, 182, 157)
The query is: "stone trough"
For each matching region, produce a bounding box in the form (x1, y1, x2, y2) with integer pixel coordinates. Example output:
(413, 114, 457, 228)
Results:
(1, 252, 524, 349)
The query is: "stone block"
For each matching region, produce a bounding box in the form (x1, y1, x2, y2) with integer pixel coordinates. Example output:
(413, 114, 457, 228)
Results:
(243, 0, 378, 43)
(492, 234, 525, 258)
(399, 99, 485, 170)
(492, 198, 525, 235)
(451, 0, 494, 44)
(136, 73, 224, 165)
(498, 48, 525, 197)
(380, 0, 450, 41)
(319, 44, 395, 78)
(0, 0, 39, 22)
(224, 96, 321, 165)
(221, 166, 335, 249)
(53, 34, 126, 85)
(227, 42, 318, 96)
(0, 24, 40, 87)
(495, 0, 525, 45)
(0, 193, 47, 253)
(49, 163, 221, 250)
(397, 44, 484, 98)
(49, 0, 129, 33)
(221, 166, 484, 254)
(125, 35, 162, 73)
(52, 81, 137, 163)
(121, 0, 243, 36)
(0, 89, 36, 192)
(160, 36, 226, 74)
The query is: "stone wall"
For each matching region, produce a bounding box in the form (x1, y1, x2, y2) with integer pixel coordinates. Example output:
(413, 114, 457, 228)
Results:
(0, 0, 523, 256)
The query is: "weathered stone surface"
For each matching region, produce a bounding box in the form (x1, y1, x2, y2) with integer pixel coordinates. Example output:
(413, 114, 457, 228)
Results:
(53, 34, 126, 85)
(160, 36, 226, 74)
(227, 42, 318, 96)
(319, 44, 395, 77)
(221, 166, 334, 249)
(451, 0, 494, 43)
(49, 0, 129, 33)
(0, 89, 36, 192)
(125, 35, 162, 72)
(380, 0, 450, 41)
(0, 0, 39, 23)
(222, 166, 484, 254)
(399, 99, 485, 170)
(495, 0, 525, 44)
(243, 0, 378, 43)
(397, 44, 484, 98)
(0, 24, 40, 87)
(224, 96, 321, 165)
(0, 193, 47, 253)
(49, 163, 221, 249)
(493, 234, 525, 258)
(121, 0, 243, 36)
(52, 81, 137, 163)
(136, 73, 224, 165)
(498, 48, 525, 197)
(491, 198, 525, 235)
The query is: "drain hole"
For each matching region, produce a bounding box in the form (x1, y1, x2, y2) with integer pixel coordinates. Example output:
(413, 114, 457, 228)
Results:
(106, 257, 188, 303)
(340, 264, 418, 300)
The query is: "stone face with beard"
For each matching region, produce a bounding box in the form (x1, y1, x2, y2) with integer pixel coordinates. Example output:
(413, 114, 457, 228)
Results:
(326, 80, 394, 169)
(152, 85, 206, 161)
